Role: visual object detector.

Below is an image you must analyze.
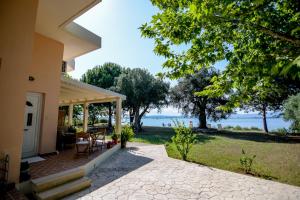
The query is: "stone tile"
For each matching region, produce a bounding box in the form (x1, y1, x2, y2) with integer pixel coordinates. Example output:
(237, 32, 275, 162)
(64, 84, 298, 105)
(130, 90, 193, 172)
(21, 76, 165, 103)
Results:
(63, 142, 300, 200)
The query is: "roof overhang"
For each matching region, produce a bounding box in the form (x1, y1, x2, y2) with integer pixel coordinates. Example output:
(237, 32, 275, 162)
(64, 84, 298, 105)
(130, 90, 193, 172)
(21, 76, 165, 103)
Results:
(60, 76, 126, 105)
(35, 0, 101, 63)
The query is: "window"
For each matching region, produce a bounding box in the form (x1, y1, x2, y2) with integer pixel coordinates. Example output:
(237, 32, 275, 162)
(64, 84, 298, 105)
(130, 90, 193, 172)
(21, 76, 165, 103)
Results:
(27, 113, 33, 126)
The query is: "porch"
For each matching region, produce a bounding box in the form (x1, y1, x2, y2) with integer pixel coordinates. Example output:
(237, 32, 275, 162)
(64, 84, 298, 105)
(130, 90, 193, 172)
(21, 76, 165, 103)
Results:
(59, 76, 126, 134)
(30, 146, 110, 180)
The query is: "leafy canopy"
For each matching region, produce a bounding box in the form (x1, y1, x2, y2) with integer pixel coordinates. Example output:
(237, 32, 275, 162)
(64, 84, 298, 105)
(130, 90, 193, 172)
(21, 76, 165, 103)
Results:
(283, 93, 300, 132)
(170, 68, 231, 128)
(140, 0, 300, 80)
(81, 62, 123, 89)
(113, 68, 170, 131)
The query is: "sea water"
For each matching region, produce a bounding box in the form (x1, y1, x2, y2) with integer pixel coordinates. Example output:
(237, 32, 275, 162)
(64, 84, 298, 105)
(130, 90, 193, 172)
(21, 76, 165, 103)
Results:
(134, 114, 291, 131)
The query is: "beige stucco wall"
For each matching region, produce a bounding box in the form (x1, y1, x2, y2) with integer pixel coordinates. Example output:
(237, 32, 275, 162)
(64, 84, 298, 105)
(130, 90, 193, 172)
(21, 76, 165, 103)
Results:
(0, 0, 38, 183)
(28, 33, 64, 154)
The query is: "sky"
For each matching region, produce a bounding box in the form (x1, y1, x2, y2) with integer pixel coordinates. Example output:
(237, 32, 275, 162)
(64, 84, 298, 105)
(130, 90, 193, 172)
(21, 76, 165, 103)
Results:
(69, 0, 227, 116)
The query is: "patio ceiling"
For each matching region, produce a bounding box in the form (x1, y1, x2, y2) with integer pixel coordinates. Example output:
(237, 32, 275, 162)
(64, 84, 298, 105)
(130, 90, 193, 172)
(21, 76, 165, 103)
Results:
(59, 76, 126, 105)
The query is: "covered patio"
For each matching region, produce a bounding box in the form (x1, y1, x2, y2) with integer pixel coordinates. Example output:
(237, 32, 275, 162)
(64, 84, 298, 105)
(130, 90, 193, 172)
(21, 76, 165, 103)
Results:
(59, 76, 126, 134)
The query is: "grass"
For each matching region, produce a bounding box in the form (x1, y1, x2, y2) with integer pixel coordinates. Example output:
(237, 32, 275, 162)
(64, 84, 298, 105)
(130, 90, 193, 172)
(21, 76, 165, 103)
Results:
(132, 126, 300, 187)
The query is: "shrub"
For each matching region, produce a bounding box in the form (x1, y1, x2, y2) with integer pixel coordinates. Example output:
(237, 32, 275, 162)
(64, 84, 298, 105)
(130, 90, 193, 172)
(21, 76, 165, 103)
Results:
(283, 93, 300, 133)
(240, 149, 256, 174)
(224, 125, 233, 129)
(274, 128, 289, 136)
(250, 126, 261, 131)
(99, 118, 108, 123)
(111, 132, 120, 141)
(233, 125, 242, 130)
(121, 125, 134, 148)
(172, 122, 197, 161)
(68, 126, 77, 133)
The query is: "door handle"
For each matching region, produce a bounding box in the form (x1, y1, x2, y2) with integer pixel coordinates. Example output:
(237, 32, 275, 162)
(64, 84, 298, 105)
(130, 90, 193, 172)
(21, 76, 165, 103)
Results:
(24, 129, 29, 131)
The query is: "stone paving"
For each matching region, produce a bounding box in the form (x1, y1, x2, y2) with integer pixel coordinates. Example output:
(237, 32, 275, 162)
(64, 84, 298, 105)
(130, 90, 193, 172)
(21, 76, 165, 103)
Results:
(64, 142, 300, 200)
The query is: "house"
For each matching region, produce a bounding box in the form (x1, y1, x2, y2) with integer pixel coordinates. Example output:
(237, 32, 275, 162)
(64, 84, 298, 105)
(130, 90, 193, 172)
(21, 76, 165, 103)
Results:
(0, 0, 125, 186)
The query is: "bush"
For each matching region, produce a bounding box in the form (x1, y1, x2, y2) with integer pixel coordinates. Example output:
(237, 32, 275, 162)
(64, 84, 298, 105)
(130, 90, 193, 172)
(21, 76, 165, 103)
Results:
(111, 132, 120, 141)
(240, 149, 256, 174)
(171, 122, 197, 161)
(283, 93, 300, 133)
(250, 126, 261, 131)
(233, 125, 242, 130)
(274, 128, 289, 136)
(99, 118, 108, 123)
(68, 126, 77, 133)
(121, 125, 134, 148)
(224, 125, 233, 129)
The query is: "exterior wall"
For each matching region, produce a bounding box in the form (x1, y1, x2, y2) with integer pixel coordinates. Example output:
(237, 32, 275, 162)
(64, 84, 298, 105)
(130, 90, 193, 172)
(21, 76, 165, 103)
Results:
(0, 0, 38, 183)
(28, 33, 64, 154)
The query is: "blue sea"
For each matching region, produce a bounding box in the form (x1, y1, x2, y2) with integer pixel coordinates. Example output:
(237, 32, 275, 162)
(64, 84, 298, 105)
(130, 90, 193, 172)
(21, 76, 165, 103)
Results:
(128, 114, 291, 131)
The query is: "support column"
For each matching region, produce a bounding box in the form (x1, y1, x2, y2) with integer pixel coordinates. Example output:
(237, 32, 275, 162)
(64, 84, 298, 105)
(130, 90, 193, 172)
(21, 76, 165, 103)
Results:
(115, 98, 122, 135)
(68, 104, 73, 127)
(83, 102, 89, 132)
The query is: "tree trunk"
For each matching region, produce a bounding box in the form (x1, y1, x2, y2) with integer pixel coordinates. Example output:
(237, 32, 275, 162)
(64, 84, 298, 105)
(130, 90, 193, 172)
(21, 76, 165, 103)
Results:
(129, 109, 134, 125)
(262, 104, 269, 133)
(108, 103, 112, 130)
(133, 108, 140, 133)
(199, 108, 207, 129)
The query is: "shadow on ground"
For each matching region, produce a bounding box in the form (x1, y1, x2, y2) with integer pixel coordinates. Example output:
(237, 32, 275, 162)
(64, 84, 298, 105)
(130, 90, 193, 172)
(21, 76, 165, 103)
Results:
(64, 147, 153, 199)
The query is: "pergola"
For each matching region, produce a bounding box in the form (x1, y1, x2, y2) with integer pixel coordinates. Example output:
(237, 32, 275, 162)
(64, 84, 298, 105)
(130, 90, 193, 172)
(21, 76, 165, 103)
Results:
(59, 76, 126, 134)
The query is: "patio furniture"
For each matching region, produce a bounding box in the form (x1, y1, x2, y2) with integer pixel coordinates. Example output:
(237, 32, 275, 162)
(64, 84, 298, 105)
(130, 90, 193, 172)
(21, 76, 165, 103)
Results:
(75, 132, 91, 156)
(90, 128, 106, 152)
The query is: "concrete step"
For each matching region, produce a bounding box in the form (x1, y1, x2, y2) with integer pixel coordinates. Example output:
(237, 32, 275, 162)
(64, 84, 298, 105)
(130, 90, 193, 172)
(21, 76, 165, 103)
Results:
(31, 167, 85, 193)
(35, 177, 91, 200)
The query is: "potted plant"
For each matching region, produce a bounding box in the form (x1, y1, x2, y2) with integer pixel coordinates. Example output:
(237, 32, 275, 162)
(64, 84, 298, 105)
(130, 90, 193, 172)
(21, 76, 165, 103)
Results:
(121, 125, 134, 148)
(111, 133, 119, 144)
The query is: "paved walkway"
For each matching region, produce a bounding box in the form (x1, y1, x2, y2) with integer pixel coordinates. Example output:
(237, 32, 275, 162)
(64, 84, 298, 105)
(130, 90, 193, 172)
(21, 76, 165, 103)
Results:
(65, 143, 300, 200)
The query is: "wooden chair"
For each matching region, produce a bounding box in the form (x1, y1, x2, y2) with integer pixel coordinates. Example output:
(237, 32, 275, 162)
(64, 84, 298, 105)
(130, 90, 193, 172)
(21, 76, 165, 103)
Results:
(90, 128, 106, 151)
(75, 132, 91, 156)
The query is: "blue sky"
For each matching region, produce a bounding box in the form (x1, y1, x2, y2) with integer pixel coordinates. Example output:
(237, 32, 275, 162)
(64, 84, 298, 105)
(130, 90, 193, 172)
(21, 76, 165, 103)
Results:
(69, 0, 228, 116)
(70, 0, 165, 79)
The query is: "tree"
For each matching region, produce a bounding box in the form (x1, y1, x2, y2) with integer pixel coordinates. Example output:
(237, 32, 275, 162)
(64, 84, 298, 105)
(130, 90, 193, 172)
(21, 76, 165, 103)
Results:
(113, 68, 169, 132)
(81, 62, 123, 129)
(170, 68, 231, 128)
(88, 104, 105, 125)
(141, 0, 300, 80)
(283, 93, 300, 133)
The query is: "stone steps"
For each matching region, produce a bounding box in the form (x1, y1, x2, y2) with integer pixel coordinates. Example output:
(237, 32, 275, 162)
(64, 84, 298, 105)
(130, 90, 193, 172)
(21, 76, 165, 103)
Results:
(31, 167, 91, 200)
(35, 177, 91, 200)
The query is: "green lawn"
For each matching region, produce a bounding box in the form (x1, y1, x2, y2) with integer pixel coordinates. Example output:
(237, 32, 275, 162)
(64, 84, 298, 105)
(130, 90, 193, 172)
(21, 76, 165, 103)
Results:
(132, 126, 300, 187)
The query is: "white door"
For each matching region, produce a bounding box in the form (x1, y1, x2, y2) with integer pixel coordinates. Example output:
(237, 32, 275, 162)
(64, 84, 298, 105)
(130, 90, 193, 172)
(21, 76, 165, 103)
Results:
(22, 92, 42, 158)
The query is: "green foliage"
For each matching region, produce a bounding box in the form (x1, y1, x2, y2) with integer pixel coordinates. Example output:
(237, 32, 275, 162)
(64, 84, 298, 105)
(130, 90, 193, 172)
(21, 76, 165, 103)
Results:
(111, 132, 120, 141)
(240, 149, 256, 174)
(274, 128, 289, 136)
(141, 0, 300, 116)
(99, 118, 108, 123)
(81, 62, 124, 128)
(233, 125, 242, 131)
(170, 68, 232, 128)
(81, 62, 123, 89)
(283, 93, 300, 133)
(121, 125, 135, 148)
(141, 0, 300, 79)
(113, 68, 170, 131)
(68, 126, 77, 133)
(171, 122, 197, 161)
